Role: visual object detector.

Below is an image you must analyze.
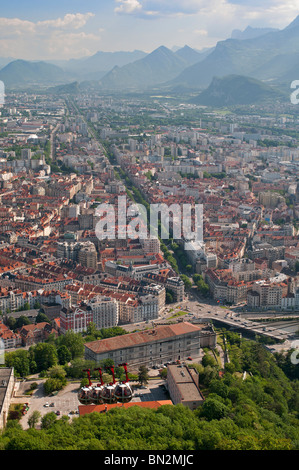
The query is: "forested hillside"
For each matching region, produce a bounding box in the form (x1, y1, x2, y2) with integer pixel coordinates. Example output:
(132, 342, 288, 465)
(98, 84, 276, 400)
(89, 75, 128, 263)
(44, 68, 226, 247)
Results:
(1, 331, 298, 450)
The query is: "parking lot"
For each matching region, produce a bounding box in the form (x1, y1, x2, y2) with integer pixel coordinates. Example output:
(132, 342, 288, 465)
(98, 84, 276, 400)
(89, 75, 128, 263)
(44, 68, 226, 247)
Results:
(132, 379, 169, 402)
(13, 377, 170, 429)
(13, 381, 81, 429)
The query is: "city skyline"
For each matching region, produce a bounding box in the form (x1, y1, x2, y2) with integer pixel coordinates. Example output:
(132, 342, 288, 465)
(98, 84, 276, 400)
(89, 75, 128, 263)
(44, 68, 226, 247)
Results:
(0, 1, 298, 60)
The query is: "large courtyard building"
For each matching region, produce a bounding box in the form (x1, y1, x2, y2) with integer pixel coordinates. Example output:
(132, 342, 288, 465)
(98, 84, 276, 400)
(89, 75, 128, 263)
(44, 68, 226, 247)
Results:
(84, 321, 216, 368)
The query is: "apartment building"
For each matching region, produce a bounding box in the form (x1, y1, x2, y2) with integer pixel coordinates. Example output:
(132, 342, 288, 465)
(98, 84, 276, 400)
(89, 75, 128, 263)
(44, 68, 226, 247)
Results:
(143, 272, 185, 302)
(258, 191, 285, 208)
(205, 269, 251, 304)
(88, 295, 119, 330)
(60, 287, 160, 331)
(96, 277, 166, 313)
(18, 322, 57, 346)
(78, 242, 98, 270)
(60, 306, 93, 334)
(105, 260, 161, 281)
(0, 288, 71, 314)
(139, 237, 160, 254)
(247, 279, 287, 308)
(14, 274, 73, 292)
(0, 322, 21, 349)
(56, 241, 82, 261)
(116, 293, 160, 324)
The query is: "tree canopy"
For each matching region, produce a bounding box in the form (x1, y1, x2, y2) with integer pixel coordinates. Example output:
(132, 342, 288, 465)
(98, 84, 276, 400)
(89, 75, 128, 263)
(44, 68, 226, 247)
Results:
(1, 330, 299, 450)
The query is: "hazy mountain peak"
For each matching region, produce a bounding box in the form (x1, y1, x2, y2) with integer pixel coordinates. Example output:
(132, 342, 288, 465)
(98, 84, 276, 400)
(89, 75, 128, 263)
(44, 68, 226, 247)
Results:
(191, 74, 283, 106)
(0, 59, 68, 88)
(231, 25, 279, 40)
(152, 45, 172, 54)
(284, 15, 299, 30)
(171, 14, 299, 89)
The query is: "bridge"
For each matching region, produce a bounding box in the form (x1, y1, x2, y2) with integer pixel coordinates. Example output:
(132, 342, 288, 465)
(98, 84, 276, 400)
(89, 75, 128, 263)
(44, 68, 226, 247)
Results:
(192, 316, 291, 342)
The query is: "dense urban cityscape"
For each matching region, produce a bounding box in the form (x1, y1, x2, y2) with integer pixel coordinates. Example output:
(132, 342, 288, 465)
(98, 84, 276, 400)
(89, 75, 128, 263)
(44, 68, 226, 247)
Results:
(0, 2, 299, 455)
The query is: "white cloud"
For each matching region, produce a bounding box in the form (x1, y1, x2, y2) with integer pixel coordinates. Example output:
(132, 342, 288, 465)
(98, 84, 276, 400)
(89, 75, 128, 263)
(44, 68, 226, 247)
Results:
(46, 31, 102, 58)
(193, 29, 208, 36)
(0, 13, 95, 36)
(0, 13, 100, 60)
(0, 17, 36, 35)
(37, 12, 95, 30)
(113, 0, 299, 28)
(114, 0, 142, 14)
(113, 0, 226, 18)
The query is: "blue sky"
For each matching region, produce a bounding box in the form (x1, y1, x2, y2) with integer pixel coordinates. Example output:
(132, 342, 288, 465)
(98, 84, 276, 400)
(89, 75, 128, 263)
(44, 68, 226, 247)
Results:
(0, 1, 298, 60)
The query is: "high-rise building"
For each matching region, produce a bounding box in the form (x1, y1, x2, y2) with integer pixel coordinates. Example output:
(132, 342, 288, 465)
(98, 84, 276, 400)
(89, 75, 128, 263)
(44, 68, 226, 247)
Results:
(78, 243, 98, 270)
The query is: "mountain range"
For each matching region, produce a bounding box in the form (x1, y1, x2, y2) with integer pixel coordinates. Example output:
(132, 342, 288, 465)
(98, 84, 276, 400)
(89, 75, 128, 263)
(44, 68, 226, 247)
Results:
(171, 15, 299, 90)
(231, 26, 279, 40)
(1, 15, 299, 101)
(98, 45, 205, 90)
(48, 49, 148, 81)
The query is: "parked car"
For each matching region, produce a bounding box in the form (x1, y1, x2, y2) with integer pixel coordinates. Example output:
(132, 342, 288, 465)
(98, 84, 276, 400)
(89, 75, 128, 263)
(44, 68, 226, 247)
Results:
(55, 410, 60, 416)
(44, 402, 49, 407)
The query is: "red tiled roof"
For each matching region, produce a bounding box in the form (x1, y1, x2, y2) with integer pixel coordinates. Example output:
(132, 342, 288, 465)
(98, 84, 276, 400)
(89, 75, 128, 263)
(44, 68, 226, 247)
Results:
(85, 322, 202, 354)
(78, 400, 173, 416)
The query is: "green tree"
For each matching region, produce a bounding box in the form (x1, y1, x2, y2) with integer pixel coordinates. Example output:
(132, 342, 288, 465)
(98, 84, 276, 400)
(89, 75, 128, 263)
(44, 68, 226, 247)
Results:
(57, 345, 72, 365)
(43, 377, 65, 395)
(28, 411, 41, 429)
(31, 343, 58, 372)
(200, 397, 229, 421)
(6, 317, 16, 330)
(15, 316, 32, 330)
(41, 412, 57, 430)
(43, 365, 67, 394)
(196, 279, 209, 296)
(48, 365, 67, 381)
(180, 274, 192, 290)
(138, 365, 149, 385)
(65, 358, 96, 379)
(36, 312, 50, 324)
(202, 354, 218, 367)
(56, 331, 84, 359)
(86, 322, 98, 339)
(99, 327, 127, 339)
(5, 350, 31, 377)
